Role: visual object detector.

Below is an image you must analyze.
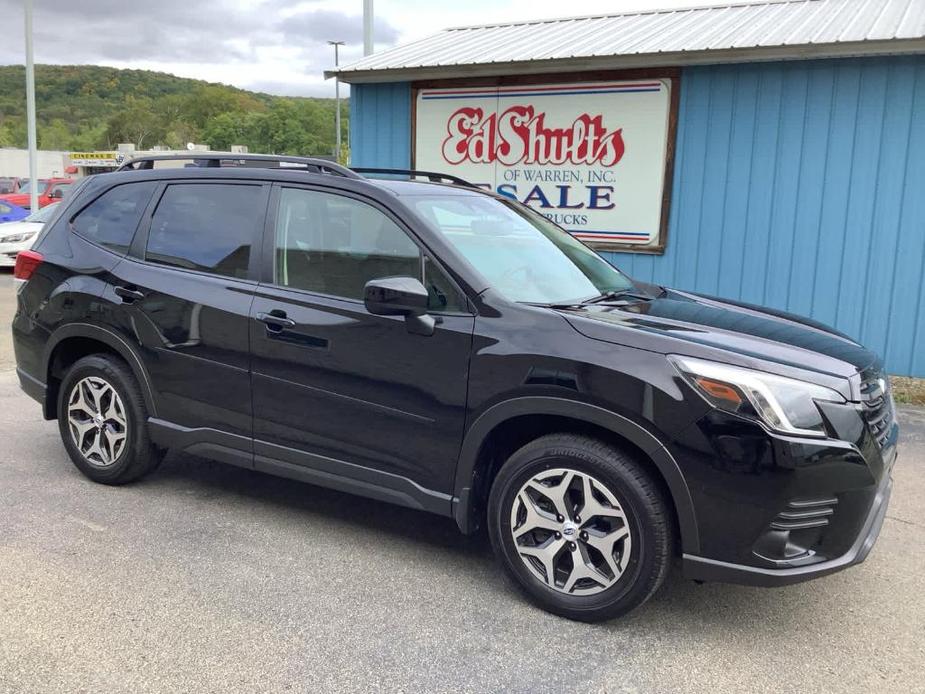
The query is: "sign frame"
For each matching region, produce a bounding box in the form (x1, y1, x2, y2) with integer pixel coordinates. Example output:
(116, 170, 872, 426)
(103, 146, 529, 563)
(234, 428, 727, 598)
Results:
(410, 68, 680, 254)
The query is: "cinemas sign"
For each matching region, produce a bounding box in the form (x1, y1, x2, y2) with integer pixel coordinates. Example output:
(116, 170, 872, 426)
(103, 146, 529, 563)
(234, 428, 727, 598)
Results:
(414, 78, 676, 252)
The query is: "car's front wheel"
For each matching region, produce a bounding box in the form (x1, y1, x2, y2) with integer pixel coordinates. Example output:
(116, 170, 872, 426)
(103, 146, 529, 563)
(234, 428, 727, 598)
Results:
(488, 433, 673, 622)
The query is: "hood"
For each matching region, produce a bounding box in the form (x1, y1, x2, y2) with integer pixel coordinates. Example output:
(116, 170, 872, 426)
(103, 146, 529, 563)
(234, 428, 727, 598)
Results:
(0, 193, 30, 208)
(0, 220, 43, 238)
(561, 289, 879, 381)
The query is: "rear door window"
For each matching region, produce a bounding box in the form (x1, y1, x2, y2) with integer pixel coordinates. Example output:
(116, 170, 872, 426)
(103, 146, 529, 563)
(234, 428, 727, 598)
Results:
(146, 183, 264, 279)
(70, 182, 158, 254)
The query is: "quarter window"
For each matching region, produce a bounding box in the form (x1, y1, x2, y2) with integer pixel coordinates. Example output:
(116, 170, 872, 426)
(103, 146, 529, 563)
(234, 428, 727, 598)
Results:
(70, 182, 158, 254)
(146, 183, 263, 279)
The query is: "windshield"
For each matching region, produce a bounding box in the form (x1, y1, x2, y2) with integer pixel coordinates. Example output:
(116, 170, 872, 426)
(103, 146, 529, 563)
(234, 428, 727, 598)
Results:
(410, 194, 634, 304)
(18, 181, 49, 194)
(24, 203, 59, 223)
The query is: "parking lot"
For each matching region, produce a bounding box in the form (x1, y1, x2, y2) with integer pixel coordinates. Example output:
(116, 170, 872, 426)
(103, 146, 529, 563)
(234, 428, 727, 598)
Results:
(0, 270, 923, 694)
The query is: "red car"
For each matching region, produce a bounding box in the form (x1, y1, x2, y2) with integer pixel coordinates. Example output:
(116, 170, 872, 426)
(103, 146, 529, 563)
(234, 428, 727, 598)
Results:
(0, 177, 75, 210)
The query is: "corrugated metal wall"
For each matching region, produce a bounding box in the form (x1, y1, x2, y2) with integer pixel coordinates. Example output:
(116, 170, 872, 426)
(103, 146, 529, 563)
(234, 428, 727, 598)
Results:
(349, 82, 412, 168)
(349, 56, 925, 376)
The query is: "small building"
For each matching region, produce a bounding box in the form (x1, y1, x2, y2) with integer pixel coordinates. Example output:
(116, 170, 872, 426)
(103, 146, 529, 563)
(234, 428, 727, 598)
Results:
(331, 0, 925, 377)
(66, 144, 251, 177)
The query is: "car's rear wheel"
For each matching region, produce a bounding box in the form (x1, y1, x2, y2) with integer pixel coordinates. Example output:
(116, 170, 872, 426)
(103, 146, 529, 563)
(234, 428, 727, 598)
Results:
(57, 354, 163, 485)
(488, 433, 673, 622)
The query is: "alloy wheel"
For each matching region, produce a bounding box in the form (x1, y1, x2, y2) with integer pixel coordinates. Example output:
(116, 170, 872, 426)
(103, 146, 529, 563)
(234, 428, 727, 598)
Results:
(509, 468, 633, 595)
(67, 376, 128, 467)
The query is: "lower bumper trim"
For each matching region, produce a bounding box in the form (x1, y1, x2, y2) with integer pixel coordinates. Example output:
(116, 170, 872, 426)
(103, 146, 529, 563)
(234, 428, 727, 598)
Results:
(16, 367, 47, 409)
(682, 474, 892, 587)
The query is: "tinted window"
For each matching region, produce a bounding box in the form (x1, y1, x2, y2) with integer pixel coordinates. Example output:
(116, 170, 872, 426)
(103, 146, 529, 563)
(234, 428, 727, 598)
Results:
(71, 182, 157, 254)
(19, 181, 48, 194)
(147, 183, 263, 279)
(50, 182, 73, 198)
(275, 188, 421, 301)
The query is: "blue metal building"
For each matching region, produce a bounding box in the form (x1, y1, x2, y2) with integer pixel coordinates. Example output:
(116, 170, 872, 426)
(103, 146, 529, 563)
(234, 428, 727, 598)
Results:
(332, 0, 925, 376)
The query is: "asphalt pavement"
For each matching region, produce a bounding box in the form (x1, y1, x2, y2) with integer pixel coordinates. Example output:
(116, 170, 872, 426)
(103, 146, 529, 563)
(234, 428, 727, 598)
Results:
(1, 271, 923, 693)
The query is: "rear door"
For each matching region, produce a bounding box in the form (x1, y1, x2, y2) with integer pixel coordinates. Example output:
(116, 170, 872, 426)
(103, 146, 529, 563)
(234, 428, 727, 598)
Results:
(249, 184, 474, 504)
(108, 180, 269, 450)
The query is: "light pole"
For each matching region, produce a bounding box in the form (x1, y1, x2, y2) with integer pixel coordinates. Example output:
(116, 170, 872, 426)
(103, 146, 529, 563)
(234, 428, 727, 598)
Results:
(24, 0, 39, 212)
(363, 0, 373, 56)
(328, 40, 345, 162)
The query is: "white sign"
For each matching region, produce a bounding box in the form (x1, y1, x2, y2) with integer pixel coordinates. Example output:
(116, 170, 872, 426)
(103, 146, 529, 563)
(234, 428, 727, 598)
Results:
(414, 79, 673, 251)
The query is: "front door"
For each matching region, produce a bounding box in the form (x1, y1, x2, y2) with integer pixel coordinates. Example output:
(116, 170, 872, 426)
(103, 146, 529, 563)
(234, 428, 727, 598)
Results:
(249, 185, 474, 506)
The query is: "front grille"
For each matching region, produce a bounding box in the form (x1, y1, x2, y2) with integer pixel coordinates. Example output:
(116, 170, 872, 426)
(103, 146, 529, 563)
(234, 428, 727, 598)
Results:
(859, 371, 895, 449)
(770, 497, 838, 531)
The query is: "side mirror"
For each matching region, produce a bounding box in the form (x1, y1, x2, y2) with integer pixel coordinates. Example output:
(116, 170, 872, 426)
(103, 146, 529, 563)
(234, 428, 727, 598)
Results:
(364, 276, 435, 336)
(48, 189, 63, 199)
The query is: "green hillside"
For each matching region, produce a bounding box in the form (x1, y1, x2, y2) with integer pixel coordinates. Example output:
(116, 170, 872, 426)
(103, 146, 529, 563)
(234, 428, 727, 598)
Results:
(0, 64, 347, 157)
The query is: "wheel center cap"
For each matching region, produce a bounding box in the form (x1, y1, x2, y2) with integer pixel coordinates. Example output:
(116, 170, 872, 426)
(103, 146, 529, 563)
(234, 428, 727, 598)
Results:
(93, 414, 105, 428)
(561, 521, 578, 539)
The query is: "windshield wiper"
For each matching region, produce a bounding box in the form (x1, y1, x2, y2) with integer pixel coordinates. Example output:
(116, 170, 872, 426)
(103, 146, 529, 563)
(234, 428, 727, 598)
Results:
(580, 289, 655, 305)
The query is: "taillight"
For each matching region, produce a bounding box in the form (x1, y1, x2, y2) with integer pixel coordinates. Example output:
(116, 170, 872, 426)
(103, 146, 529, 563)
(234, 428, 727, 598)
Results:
(13, 249, 43, 281)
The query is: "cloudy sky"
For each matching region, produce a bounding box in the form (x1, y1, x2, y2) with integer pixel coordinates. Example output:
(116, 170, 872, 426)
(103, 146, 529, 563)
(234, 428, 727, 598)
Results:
(0, 0, 729, 97)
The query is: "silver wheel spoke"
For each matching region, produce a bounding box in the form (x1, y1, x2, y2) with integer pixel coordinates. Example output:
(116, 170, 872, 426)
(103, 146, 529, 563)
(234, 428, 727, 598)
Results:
(580, 474, 627, 523)
(103, 427, 126, 461)
(69, 418, 95, 449)
(527, 470, 575, 521)
(103, 395, 126, 428)
(67, 376, 127, 468)
(562, 545, 609, 593)
(585, 526, 631, 579)
(518, 537, 566, 586)
(511, 491, 560, 537)
(510, 467, 633, 597)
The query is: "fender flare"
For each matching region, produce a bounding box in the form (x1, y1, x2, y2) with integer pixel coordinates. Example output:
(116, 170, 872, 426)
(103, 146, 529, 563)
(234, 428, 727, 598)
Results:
(451, 396, 700, 554)
(42, 322, 158, 419)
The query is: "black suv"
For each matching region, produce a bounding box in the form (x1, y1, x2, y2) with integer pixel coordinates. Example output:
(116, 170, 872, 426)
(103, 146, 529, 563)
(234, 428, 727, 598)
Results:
(11, 154, 897, 622)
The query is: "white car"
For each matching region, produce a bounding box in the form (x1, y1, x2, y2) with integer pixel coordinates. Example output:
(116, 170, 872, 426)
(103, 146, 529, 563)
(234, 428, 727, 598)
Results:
(0, 203, 59, 267)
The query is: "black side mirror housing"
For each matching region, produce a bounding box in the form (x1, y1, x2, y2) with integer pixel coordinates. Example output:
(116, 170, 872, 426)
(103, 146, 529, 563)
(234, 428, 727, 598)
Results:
(364, 276, 435, 336)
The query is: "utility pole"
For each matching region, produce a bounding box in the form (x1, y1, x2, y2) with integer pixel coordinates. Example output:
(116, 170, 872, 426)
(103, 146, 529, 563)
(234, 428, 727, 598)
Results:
(363, 0, 373, 56)
(24, 0, 39, 212)
(328, 41, 345, 162)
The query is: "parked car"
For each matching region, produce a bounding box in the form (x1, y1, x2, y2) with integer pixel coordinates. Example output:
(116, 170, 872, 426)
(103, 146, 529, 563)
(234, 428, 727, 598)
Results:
(11, 154, 897, 622)
(0, 177, 21, 194)
(0, 200, 30, 224)
(0, 203, 60, 267)
(0, 177, 75, 210)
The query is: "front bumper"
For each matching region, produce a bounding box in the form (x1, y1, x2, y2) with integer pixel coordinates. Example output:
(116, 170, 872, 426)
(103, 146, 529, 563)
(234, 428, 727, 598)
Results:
(682, 468, 892, 586)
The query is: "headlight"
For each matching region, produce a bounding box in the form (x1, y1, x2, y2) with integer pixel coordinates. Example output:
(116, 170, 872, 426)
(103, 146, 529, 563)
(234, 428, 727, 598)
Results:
(670, 356, 845, 437)
(0, 230, 37, 243)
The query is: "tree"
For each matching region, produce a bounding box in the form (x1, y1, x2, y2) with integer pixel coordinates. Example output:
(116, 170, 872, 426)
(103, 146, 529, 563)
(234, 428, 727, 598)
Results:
(38, 119, 72, 150)
(103, 96, 165, 149)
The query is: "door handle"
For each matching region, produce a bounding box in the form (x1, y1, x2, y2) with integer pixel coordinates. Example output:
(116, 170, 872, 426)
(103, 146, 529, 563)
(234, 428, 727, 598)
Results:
(114, 285, 145, 303)
(257, 311, 296, 332)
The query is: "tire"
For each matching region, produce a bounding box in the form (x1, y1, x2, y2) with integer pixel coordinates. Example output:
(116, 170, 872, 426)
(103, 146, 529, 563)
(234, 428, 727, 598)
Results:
(57, 354, 163, 485)
(487, 433, 673, 622)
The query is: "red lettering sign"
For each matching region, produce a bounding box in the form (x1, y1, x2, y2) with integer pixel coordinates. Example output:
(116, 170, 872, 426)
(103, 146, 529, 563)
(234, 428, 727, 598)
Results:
(441, 105, 625, 167)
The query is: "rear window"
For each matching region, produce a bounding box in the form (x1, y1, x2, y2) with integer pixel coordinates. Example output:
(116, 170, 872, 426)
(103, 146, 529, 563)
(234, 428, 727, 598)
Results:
(145, 183, 263, 279)
(70, 182, 158, 254)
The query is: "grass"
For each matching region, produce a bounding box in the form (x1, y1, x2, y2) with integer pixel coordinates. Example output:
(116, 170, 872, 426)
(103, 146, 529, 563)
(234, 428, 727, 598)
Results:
(891, 376, 925, 406)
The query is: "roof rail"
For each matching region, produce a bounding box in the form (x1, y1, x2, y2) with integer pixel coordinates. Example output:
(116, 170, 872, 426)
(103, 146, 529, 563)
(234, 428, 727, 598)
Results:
(352, 167, 478, 189)
(116, 152, 363, 179)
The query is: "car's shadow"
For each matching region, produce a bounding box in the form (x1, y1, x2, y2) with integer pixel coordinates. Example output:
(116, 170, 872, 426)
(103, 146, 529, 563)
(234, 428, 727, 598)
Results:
(147, 449, 825, 632)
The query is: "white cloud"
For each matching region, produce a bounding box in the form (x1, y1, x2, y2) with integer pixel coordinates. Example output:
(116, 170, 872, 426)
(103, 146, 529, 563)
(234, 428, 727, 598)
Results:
(0, 0, 735, 97)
